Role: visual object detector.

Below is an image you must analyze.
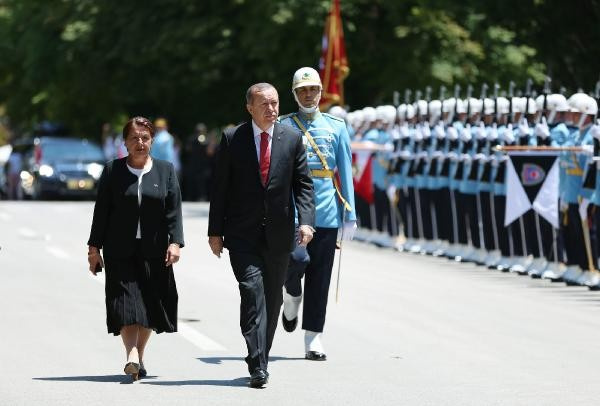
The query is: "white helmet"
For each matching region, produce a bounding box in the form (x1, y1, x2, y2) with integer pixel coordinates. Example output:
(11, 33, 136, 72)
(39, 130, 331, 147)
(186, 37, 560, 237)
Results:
(524, 98, 537, 114)
(511, 97, 526, 114)
(482, 98, 495, 115)
(375, 105, 396, 124)
(429, 100, 442, 120)
(442, 98, 466, 114)
(351, 110, 364, 126)
(415, 100, 428, 116)
(569, 93, 598, 115)
(496, 97, 510, 115)
(535, 95, 545, 112)
(405, 104, 416, 119)
(385, 105, 397, 123)
(292, 67, 322, 90)
(362, 106, 377, 122)
(345, 111, 355, 125)
(328, 105, 347, 119)
(465, 98, 482, 115)
(397, 104, 407, 118)
(546, 94, 569, 112)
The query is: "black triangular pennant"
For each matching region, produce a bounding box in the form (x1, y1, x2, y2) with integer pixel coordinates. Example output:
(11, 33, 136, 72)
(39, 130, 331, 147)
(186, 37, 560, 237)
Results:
(510, 155, 558, 203)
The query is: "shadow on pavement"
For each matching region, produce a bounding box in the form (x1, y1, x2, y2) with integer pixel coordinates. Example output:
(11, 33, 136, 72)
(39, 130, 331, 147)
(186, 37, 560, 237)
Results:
(33, 375, 155, 384)
(197, 356, 305, 365)
(141, 377, 248, 387)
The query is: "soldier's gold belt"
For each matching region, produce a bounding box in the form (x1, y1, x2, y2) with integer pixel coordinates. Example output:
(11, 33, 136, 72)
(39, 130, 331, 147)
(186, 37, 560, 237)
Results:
(310, 169, 334, 178)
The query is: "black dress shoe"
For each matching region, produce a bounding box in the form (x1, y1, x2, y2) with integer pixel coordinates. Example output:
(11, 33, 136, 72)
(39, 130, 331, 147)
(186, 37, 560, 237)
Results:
(249, 369, 268, 388)
(305, 351, 327, 361)
(138, 366, 147, 378)
(281, 313, 298, 333)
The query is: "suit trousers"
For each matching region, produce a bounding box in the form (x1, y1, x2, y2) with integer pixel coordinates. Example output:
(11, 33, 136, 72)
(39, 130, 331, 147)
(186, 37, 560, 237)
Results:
(285, 227, 338, 333)
(229, 242, 289, 373)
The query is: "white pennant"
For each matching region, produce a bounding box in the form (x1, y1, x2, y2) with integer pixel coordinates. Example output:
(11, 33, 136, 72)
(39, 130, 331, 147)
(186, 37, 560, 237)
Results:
(504, 158, 532, 226)
(531, 159, 560, 228)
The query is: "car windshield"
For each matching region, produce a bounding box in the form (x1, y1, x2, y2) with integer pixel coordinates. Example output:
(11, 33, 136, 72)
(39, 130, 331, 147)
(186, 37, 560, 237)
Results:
(42, 140, 104, 161)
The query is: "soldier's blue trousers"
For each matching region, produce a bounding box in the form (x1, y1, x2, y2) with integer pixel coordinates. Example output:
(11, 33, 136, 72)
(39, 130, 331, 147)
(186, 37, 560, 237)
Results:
(285, 227, 338, 333)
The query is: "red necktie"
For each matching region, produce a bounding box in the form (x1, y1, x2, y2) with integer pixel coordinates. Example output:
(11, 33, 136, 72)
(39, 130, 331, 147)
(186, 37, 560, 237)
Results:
(259, 131, 270, 186)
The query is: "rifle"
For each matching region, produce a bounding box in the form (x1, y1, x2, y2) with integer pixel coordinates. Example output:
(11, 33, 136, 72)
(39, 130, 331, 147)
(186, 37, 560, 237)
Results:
(507, 81, 515, 125)
(453, 84, 466, 181)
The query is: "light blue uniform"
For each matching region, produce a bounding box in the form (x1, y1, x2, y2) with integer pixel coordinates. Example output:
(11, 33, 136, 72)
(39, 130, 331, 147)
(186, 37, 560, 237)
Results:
(556, 126, 592, 204)
(459, 126, 478, 195)
(372, 128, 392, 190)
(150, 130, 175, 163)
(491, 125, 508, 196)
(401, 129, 416, 188)
(448, 122, 464, 191)
(280, 111, 356, 228)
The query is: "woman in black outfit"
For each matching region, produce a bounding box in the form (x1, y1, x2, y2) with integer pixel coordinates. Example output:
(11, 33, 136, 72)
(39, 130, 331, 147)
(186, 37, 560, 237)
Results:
(87, 116, 184, 380)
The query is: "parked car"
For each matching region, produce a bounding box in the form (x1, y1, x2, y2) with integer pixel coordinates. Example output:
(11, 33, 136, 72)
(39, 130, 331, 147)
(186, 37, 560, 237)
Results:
(10, 136, 105, 200)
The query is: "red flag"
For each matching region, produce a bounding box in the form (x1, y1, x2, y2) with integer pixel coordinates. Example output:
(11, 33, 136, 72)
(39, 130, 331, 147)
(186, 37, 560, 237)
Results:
(319, 0, 349, 110)
(353, 153, 374, 204)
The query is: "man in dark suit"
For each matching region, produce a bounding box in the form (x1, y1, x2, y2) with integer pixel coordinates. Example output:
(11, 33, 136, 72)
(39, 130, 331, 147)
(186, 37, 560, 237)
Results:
(208, 83, 315, 388)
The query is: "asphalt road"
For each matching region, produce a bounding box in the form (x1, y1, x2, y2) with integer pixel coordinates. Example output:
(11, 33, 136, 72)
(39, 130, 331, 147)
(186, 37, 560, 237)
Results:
(1, 201, 599, 406)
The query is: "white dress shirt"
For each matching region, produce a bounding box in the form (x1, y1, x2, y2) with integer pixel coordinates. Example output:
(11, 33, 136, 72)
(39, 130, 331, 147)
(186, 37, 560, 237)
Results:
(251, 120, 273, 161)
(127, 159, 153, 238)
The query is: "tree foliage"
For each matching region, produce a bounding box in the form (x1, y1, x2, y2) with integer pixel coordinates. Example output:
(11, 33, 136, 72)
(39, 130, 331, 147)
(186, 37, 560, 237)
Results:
(0, 0, 598, 138)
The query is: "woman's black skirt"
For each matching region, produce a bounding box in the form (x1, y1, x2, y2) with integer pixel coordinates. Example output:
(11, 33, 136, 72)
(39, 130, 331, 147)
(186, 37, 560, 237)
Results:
(104, 242, 178, 336)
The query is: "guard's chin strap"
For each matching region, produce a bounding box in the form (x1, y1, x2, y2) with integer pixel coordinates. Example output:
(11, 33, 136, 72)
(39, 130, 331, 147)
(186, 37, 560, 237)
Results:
(293, 89, 321, 114)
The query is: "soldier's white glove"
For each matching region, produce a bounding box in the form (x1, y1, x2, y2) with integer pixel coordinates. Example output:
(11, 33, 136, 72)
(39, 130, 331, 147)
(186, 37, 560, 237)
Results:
(460, 124, 472, 142)
(400, 124, 410, 139)
(504, 124, 516, 144)
(518, 118, 531, 138)
(447, 126, 458, 141)
(534, 116, 550, 139)
(421, 122, 431, 138)
(474, 153, 486, 162)
(338, 220, 357, 241)
(590, 119, 600, 141)
(476, 122, 487, 140)
(487, 123, 498, 141)
(559, 199, 568, 212)
(461, 154, 472, 164)
(434, 123, 445, 139)
(447, 151, 458, 162)
(400, 150, 412, 160)
(582, 144, 594, 155)
(414, 126, 423, 142)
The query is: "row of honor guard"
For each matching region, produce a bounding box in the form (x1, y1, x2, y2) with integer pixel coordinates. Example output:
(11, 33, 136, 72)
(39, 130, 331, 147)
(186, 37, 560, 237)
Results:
(326, 87, 600, 289)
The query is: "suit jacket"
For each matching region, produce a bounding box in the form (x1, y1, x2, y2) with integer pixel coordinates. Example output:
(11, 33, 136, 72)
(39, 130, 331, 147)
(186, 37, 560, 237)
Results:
(208, 121, 314, 254)
(88, 157, 184, 259)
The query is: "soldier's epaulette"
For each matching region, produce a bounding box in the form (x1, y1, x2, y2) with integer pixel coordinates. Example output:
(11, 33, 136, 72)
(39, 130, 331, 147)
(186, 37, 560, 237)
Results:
(277, 113, 295, 122)
(322, 113, 345, 123)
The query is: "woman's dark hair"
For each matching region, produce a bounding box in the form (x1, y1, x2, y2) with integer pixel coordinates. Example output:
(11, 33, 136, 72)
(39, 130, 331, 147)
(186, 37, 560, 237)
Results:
(122, 116, 155, 139)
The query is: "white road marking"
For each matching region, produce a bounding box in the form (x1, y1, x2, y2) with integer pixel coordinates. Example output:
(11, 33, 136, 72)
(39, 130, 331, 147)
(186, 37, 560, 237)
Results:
(45, 245, 71, 260)
(18, 227, 37, 238)
(0, 212, 12, 221)
(89, 270, 226, 352)
(177, 322, 227, 351)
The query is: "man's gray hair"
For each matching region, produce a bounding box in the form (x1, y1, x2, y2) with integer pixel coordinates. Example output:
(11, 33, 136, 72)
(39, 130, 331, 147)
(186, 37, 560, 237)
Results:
(246, 83, 277, 104)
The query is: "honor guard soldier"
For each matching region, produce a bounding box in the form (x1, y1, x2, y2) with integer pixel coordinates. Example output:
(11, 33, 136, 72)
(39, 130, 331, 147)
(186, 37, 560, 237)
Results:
(279, 67, 356, 361)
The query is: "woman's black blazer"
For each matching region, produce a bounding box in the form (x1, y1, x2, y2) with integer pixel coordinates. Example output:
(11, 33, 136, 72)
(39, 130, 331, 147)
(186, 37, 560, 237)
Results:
(88, 157, 184, 259)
